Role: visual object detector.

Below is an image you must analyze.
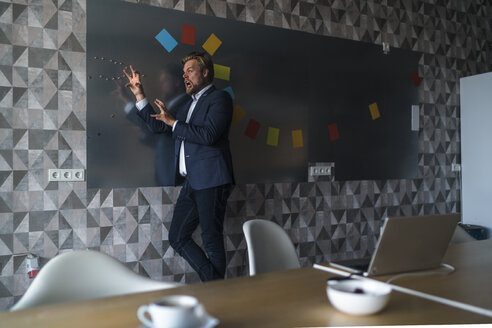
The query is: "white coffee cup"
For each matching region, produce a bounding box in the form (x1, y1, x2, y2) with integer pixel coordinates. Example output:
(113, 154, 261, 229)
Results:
(137, 295, 202, 328)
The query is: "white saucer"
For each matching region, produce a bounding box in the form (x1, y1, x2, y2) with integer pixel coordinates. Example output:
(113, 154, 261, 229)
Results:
(138, 305, 219, 328)
(194, 304, 219, 328)
(196, 313, 219, 328)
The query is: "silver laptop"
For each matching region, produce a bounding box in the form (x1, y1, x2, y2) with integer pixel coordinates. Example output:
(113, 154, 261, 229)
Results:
(330, 213, 461, 276)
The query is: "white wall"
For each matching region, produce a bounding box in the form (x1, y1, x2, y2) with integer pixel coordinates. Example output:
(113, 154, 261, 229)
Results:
(460, 71, 492, 238)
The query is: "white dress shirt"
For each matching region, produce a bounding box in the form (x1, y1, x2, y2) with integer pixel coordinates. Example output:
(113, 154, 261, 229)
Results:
(136, 84, 213, 177)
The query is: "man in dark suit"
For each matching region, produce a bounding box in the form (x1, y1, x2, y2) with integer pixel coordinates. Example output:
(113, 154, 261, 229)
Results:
(112, 64, 188, 186)
(124, 52, 234, 281)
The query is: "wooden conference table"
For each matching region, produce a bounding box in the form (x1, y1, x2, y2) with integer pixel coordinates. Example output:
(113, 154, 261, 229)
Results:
(374, 238, 492, 311)
(1, 240, 491, 328)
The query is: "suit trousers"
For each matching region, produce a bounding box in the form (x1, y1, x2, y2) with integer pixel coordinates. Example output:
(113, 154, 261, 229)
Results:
(169, 180, 231, 281)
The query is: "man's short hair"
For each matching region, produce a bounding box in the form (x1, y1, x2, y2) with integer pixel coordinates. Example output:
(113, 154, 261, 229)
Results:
(181, 51, 214, 83)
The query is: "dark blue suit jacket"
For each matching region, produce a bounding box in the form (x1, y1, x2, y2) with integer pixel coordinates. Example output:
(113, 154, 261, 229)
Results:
(137, 85, 235, 190)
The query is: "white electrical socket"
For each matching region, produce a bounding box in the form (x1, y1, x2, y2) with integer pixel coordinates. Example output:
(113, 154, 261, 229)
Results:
(310, 166, 331, 176)
(451, 163, 461, 172)
(73, 169, 85, 181)
(61, 169, 72, 181)
(48, 169, 60, 181)
(48, 169, 85, 182)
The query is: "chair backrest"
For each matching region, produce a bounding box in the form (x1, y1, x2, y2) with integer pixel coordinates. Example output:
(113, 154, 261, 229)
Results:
(243, 219, 300, 275)
(10, 250, 178, 311)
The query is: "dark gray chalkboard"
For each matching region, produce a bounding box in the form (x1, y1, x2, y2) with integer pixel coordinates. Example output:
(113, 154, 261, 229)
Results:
(87, 0, 420, 188)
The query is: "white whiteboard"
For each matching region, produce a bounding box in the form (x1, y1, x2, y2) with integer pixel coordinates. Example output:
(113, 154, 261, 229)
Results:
(460, 71, 492, 238)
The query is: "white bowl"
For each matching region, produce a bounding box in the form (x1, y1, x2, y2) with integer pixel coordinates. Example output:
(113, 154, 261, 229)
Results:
(326, 278, 392, 316)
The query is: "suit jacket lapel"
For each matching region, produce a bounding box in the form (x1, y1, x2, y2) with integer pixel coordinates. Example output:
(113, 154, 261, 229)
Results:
(178, 97, 193, 121)
(188, 85, 215, 123)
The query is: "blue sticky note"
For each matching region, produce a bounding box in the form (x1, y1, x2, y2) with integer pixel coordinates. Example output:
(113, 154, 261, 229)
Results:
(223, 87, 235, 100)
(155, 28, 178, 53)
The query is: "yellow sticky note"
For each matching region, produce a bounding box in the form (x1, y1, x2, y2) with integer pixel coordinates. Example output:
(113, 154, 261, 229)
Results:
(202, 33, 222, 56)
(232, 105, 245, 125)
(369, 102, 380, 120)
(214, 64, 230, 81)
(292, 129, 303, 148)
(267, 127, 279, 146)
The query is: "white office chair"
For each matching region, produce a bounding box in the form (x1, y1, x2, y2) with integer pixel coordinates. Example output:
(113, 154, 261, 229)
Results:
(10, 250, 178, 311)
(243, 219, 300, 275)
(449, 225, 476, 246)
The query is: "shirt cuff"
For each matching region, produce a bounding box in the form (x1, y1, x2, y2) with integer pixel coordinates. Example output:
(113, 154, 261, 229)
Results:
(124, 102, 135, 114)
(172, 121, 178, 131)
(135, 98, 148, 110)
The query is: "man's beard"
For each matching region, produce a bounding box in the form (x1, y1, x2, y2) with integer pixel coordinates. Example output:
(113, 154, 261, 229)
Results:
(186, 80, 206, 95)
(186, 85, 198, 95)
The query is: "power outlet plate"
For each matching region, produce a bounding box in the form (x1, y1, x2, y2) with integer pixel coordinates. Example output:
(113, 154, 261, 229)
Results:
(309, 166, 331, 176)
(48, 169, 85, 182)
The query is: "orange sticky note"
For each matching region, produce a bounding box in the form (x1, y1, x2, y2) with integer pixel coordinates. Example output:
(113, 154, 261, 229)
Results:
(202, 33, 222, 56)
(369, 102, 380, 120)
(292, 129, 303, 148)
(214, 64, 230, 81)
(267, 127, 279, 146)
(232, 105, 245, 125)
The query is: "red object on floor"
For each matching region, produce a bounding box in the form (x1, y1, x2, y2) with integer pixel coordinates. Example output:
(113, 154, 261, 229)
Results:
(28, 269, 39, 279)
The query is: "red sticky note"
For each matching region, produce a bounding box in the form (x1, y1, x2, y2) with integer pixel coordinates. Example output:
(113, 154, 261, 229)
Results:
(245, 119, 261, 139)
(411, 71, 421, 87)
(328, 123, 339, 141)
(182, 24, 196, 45)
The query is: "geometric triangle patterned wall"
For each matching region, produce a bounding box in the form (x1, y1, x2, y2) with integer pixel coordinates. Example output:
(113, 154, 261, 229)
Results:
(0, 0, 490, 310)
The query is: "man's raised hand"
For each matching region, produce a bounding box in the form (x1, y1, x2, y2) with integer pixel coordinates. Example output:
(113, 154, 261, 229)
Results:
(123, 65, 145, 101)
(151, 98, 176, 127)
